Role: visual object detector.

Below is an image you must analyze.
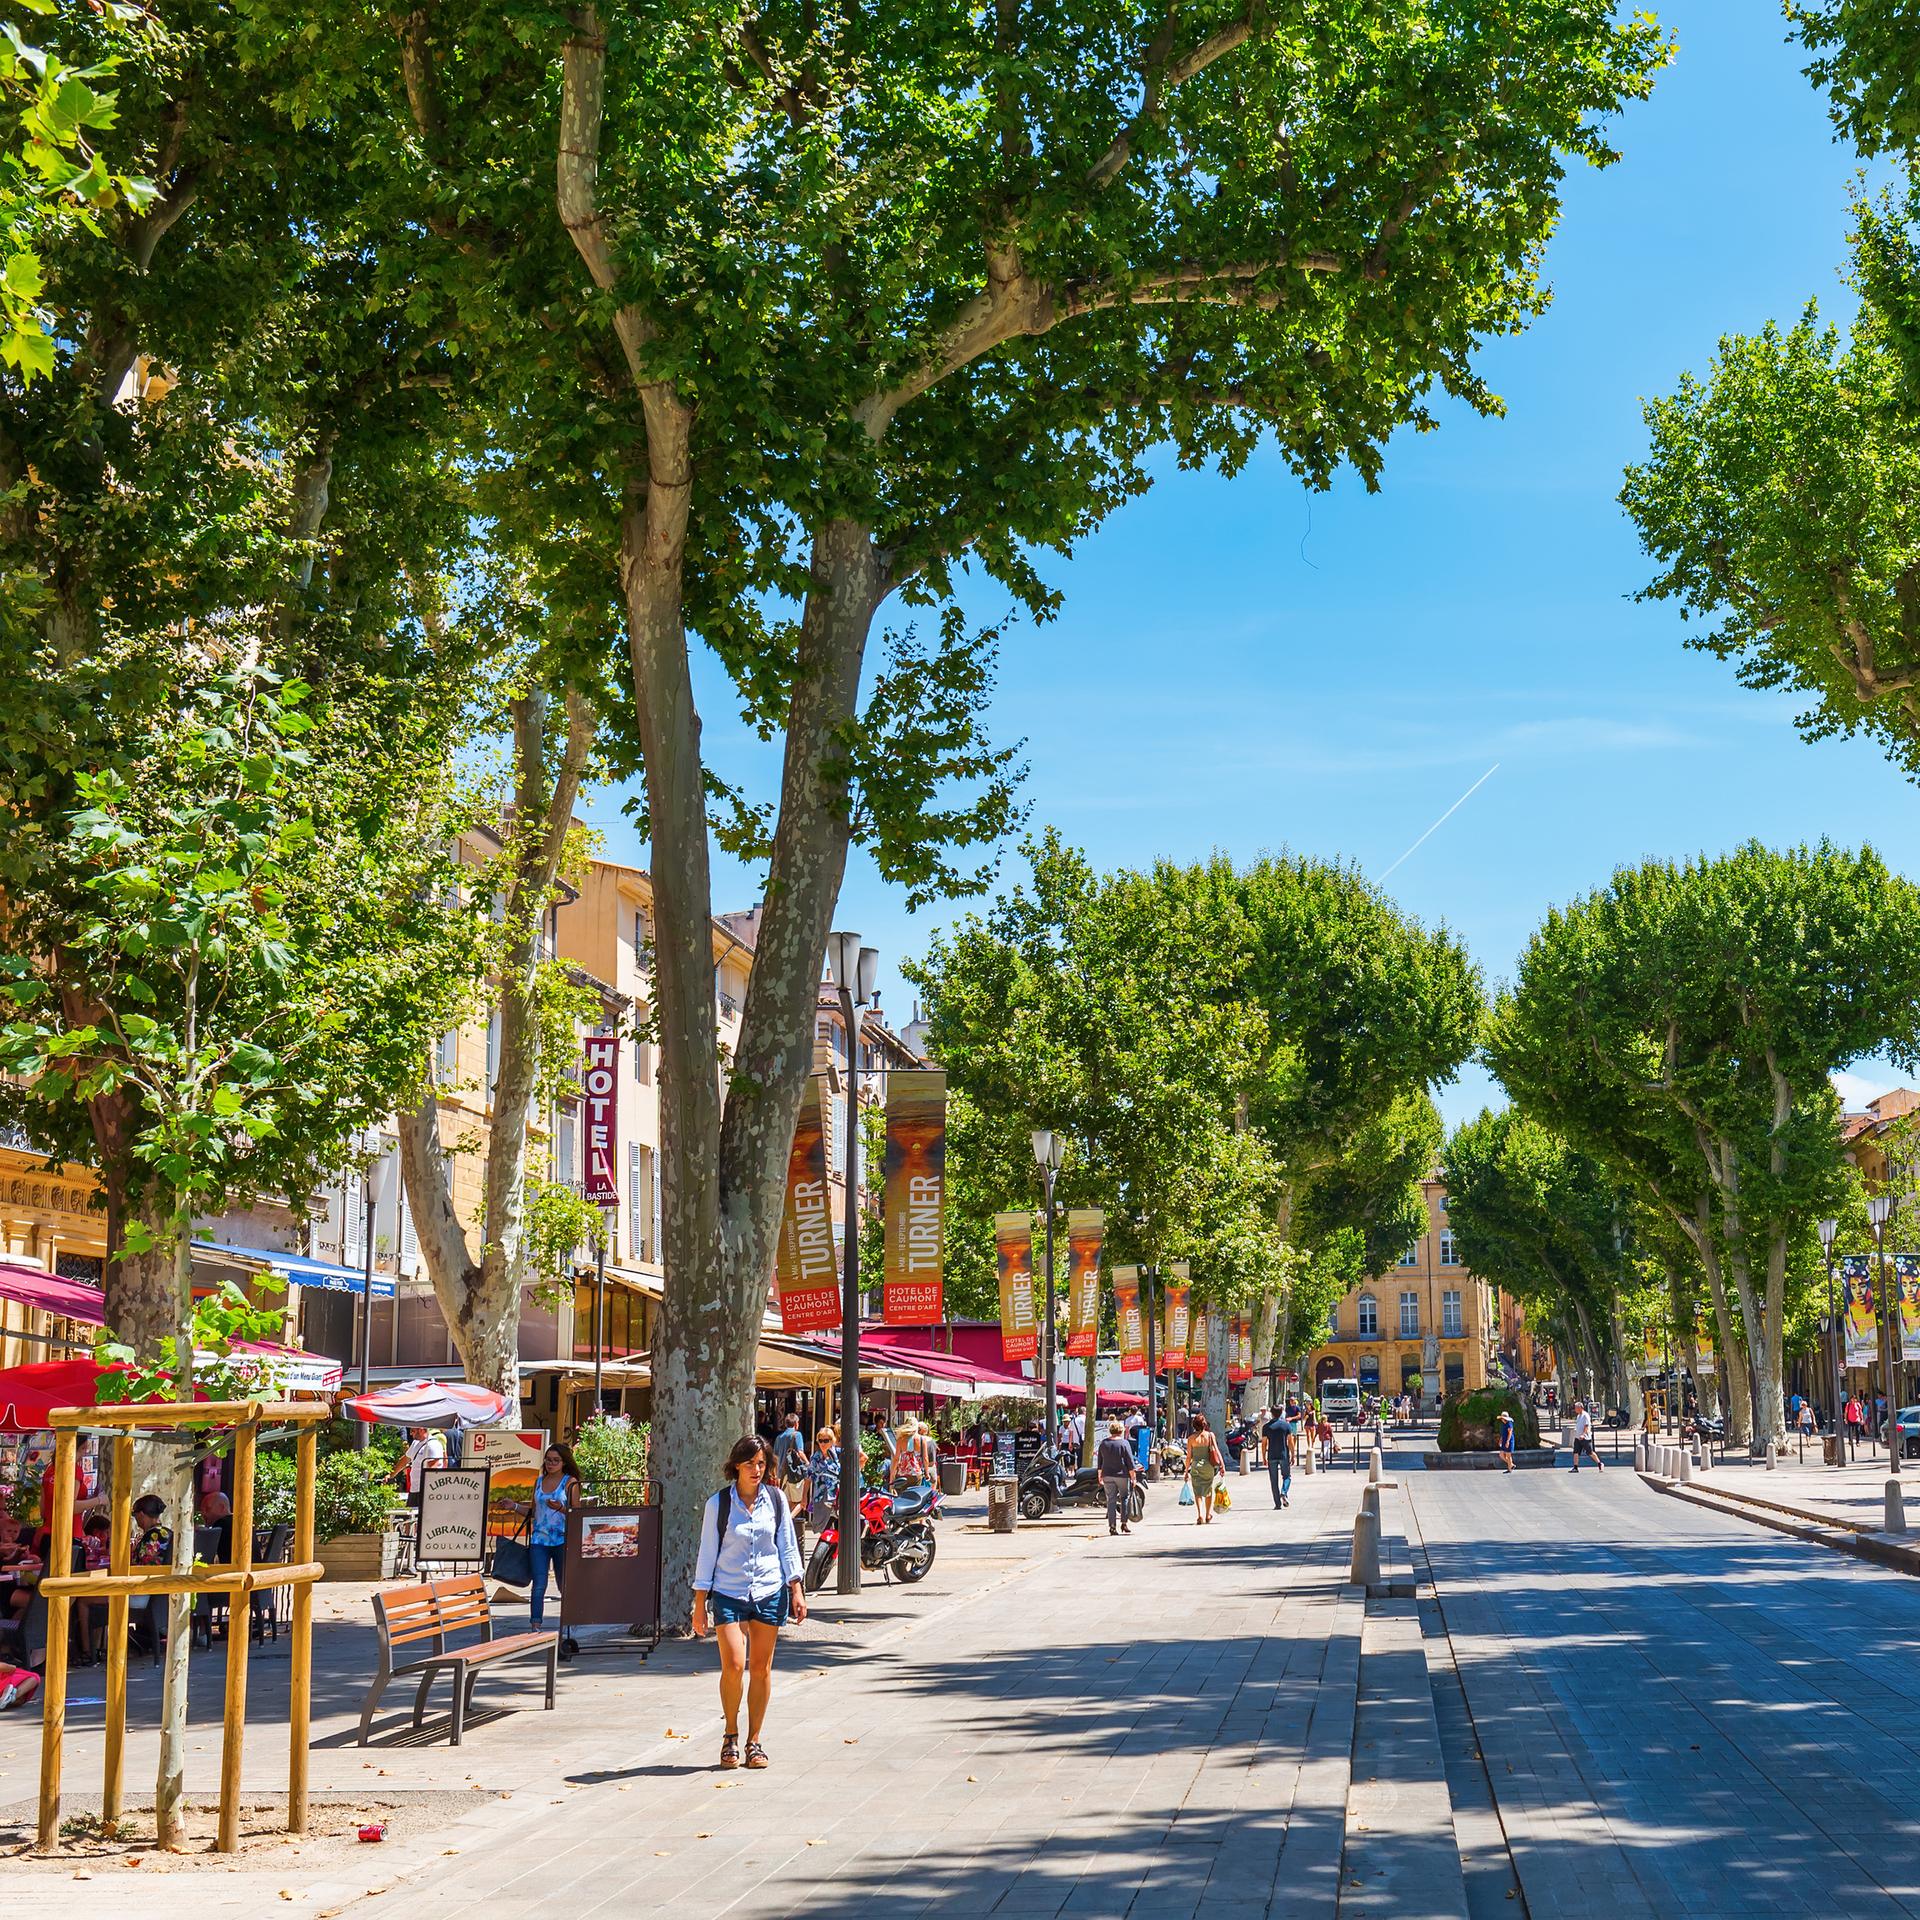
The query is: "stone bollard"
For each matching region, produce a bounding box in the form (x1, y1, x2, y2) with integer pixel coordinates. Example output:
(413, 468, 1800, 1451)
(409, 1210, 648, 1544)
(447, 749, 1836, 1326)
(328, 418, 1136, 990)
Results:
(1887, 1477, 1907, 1535)
(1676, 1448, 1693, 1484)
(1368, 1448, 1383, 1485)
(1360, 1482, 1382, 1525)
(1301, 1441, 1317, 1477)
(1765, 1441, 1778, 1471)
(1349, 1506, 1381, 1587)
(1633, 1435, 1645, 1471)
(1240, 1442, 1250, 1476)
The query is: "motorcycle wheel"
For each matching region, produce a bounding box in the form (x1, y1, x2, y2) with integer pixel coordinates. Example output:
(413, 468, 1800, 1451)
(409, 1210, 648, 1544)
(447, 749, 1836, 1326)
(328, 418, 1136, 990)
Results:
(893, 1531, 936, 1582)
(804, 1537, 835, 1594)
(1018, 1486, 1049, 1521)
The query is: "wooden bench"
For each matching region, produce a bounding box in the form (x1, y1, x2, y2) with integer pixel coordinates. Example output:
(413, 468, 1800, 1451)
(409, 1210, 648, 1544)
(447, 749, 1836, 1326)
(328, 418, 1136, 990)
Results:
(357, 1574, 558, 1746)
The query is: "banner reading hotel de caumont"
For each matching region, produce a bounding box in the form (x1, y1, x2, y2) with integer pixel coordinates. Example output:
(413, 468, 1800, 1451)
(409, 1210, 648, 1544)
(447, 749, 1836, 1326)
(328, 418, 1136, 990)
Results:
(774, 1080, 839, 1335)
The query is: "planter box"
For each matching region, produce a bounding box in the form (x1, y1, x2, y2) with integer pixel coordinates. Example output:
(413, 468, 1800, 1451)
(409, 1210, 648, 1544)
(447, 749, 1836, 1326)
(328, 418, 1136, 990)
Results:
(1423, 1448, 1559, 1471)
(317, 1528, 405, 1581)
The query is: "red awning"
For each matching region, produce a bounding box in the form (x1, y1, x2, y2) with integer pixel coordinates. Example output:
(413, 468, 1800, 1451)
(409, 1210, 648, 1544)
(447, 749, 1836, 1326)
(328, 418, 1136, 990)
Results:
(0, 1260, 105, 1323)
(854, 1334, 1040, 1400)
(1059, 1382, 1147, 1409)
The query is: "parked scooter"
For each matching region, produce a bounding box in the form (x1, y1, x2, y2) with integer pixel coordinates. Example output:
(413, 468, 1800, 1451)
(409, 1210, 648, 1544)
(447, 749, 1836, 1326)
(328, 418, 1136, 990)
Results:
(803, 1482, 939, 1591)
(1017, 1450, 1147, 1524)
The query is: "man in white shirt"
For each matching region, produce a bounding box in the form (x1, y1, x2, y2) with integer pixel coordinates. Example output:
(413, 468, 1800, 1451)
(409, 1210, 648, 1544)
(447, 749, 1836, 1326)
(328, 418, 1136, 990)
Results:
(403, 1425, 447, 1499)
(1569, 1402, 1603, 1474)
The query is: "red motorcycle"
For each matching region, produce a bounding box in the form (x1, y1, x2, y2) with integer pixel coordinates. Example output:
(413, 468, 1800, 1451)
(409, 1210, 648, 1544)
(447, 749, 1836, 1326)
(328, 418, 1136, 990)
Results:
(803, 1482, 938, 1591)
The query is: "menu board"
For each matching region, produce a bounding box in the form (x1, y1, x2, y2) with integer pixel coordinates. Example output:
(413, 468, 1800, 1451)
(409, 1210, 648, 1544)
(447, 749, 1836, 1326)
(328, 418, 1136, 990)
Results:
(562, 1503, 664, 1635)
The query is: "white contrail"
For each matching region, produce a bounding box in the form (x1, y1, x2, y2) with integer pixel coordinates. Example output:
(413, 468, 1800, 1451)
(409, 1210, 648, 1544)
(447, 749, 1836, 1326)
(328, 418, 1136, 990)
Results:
(1378, 763, 1500, 882)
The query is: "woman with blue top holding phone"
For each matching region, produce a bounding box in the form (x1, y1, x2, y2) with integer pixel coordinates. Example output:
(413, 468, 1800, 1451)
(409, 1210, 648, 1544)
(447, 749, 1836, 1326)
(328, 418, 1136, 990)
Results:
(528, 1443, 581, 1630)
(691, 1434, 807, 1771)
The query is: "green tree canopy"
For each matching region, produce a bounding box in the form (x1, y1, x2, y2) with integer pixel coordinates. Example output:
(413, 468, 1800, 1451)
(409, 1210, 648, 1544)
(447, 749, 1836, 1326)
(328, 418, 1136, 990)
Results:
(1487, 840, 1917, 1446)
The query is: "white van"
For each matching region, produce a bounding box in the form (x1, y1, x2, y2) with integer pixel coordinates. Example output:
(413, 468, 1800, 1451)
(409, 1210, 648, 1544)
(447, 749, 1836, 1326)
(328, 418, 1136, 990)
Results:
(1319, 1378, 1362, 1427)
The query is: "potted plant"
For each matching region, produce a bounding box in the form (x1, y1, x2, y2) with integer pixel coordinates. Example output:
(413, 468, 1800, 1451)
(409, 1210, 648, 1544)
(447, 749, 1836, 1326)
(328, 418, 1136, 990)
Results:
(313, 1449, 409, 1581)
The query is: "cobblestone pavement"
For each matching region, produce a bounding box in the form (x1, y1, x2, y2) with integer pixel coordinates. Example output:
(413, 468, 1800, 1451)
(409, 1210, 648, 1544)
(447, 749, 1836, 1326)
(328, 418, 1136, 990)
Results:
(1408, 1462, 1920, 1920)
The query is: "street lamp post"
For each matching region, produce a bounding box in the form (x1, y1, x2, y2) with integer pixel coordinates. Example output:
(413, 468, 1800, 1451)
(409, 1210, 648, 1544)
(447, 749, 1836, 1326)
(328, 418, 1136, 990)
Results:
(1818, 1217, 1839, 1470)
(1030, 1131, 1065, 1453)
(1870, 1187, 1899, 1474)
(1143, 1265, 1160, 1481)
(828, 929, 879, 1596)
(354, 1130, 389, 1451)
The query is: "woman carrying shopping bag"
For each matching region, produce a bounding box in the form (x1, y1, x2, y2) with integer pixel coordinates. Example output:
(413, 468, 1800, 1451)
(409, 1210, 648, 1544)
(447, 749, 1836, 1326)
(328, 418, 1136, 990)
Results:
(1185, 1412, 1227, 1525)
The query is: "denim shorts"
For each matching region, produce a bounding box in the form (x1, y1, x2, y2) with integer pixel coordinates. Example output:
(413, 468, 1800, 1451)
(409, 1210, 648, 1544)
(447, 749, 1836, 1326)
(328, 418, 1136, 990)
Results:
(709, 1588, 790, 1628)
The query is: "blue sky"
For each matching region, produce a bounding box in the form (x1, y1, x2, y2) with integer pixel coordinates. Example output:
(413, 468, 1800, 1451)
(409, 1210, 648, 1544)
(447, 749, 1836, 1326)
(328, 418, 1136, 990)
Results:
(587, 2, 1914, 1130)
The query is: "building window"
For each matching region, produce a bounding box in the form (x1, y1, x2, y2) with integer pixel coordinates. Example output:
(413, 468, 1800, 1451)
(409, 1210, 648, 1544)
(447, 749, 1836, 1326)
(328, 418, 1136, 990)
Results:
(1327, 1302, 1340, 1338)
(1439, 1229, 1460, 1267)
(1442, 1289, 1463, 1337)
(1399, 1291, 1419, 1337)
(1398, 1244, 1419, 1267)
(633, 1038, 651, 1085)
(1357, 1292, 1377, 1336)
(485, 1011, 501, 1098)
(436, 1028, 459, 1078)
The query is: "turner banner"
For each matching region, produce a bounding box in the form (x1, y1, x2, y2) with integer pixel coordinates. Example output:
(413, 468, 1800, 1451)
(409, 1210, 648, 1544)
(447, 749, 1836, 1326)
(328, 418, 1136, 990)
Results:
(1065, 1209, 1103, 1360)
(1188, 1307, 1209, 1379)
(1228, 1315, 1251, 1384)
(1899, 1253, 1920, 1364)
(1841, 1253, 1878, 1369)
(995, 1212, 1038, 1363)
(581, 1034, 620, 1206)
(774, 1082, 839, 1334)
(1159, 1262, 1190, 1372)
(1115, 1267, 1144, 1373)
(882, 1070, 946, 1325)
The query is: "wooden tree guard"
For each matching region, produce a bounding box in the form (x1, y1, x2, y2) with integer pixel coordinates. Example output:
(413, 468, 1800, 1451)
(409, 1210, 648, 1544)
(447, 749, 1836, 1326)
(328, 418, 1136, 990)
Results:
(34, 1397, 330, 1853)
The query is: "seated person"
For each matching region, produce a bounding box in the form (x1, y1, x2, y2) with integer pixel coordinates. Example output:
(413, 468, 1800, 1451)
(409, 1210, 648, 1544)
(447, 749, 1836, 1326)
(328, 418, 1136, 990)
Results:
(199, 1488, 233, 1564)
(77, 1512, 109, 1663)
(131, 1495, 174, 1567)
(0, 1512, 41, 1635)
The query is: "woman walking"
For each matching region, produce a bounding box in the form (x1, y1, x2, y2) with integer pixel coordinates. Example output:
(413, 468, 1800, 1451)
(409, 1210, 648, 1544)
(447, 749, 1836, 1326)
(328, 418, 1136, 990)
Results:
(691, 1435, 807, 1771)
(529, 1442, 581, 1630)
(1185, 1411, 1227, 1525)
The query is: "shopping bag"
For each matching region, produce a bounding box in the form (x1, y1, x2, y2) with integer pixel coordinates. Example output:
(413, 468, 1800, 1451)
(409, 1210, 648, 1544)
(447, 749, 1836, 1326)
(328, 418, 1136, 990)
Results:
(491, 1530, 533, 1586)
(1213, 1484, 1231, 1512)
(1177, 1478, 1195, 1507)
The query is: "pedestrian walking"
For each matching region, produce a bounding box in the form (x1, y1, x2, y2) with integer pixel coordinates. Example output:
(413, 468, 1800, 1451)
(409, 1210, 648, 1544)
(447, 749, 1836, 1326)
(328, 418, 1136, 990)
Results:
(806, 1425, 840, 1530)
(1846, 1395, 1865, 1454)
(889, 1421, 930, 1492)
(1495, 1407, 1516, 1473)
(1316, 1408, 1335, 1468)
(1185, 1412, 1226, 1524)
(691, 1435, 808, 1772)
(528, 1442, 581, 1630)
(1261, 1400, 1295, 1509)
(1096, 1418, 1139, 1535)
(1569, 1401, 1603, 1473)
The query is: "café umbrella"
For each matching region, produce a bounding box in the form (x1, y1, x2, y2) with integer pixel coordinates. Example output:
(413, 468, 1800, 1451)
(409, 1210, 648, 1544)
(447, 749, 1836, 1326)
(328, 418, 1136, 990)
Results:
(337, 1379, 513, 1429)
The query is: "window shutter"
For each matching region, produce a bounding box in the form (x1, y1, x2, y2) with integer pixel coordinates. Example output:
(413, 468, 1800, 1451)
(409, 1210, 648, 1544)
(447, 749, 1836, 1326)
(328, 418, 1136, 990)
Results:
(343, 1177, 366, 1266)
(628, 1142, 643, 1260)
(650, 1151, 662, 1270)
